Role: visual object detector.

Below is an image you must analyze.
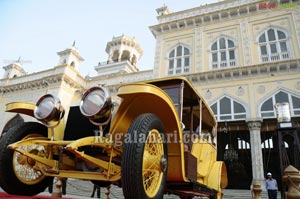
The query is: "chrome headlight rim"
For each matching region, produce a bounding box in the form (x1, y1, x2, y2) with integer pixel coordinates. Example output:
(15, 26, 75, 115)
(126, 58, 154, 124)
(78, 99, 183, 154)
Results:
(79, 86, 112, 120)
(33, 94, 64, 123)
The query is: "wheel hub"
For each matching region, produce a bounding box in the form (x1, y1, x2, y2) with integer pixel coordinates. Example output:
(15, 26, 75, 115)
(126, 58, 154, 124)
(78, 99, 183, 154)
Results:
(160, 155, 167, 172)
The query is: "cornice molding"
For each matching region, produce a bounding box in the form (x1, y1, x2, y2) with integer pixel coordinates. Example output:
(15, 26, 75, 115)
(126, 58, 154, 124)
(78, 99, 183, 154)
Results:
(0, 75, 61, 94)
(90, 59, 300, 94)
(62, 74, 85, 91)
(0, 73, 84, 94)
(185, 59, 300, 84)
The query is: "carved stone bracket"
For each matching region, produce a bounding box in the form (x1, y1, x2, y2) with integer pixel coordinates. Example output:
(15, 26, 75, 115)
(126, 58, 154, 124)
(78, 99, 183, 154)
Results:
(246, 118, 263, 131)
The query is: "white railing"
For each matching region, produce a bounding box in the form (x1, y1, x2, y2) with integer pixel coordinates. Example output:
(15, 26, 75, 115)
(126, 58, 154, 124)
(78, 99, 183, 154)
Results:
(212, 62, 218, 69)
(270, 53, 280, 61)
(281, 52, 290, 59)
(220, 61, 227, 68)
(212, 60, 236, 69)
(261, 52, 290, 63)
(229, 60, 236, 67)
(184, 66, 190, 73)
(261, 55, 269, 62)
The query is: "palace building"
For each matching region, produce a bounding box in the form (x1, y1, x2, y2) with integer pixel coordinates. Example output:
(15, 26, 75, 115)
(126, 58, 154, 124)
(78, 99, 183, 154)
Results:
(0, 0, 300, 192)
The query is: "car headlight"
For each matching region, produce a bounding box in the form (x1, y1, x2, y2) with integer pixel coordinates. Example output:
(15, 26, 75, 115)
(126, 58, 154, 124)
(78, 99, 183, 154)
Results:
(34, 94, 64, 123)
(79, 87, 112, 123)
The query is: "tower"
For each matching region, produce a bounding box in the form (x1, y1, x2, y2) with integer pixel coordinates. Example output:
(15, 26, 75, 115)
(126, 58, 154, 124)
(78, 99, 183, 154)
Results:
(57, 42, 84, 70)
(94, 34, 143, 76)
(156, 5, 170, 16)
(2, 62, 26, 79)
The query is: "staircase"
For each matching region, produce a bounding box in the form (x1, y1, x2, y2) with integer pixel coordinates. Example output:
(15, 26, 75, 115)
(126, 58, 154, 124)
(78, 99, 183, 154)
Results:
(222, 189, 281, 199)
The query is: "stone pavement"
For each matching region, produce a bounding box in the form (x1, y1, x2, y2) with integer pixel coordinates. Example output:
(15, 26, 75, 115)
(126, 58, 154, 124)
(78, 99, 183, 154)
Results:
(44, 179, 181, 199)
(44, 179, 281, 199)
(0, 178, 281, 199)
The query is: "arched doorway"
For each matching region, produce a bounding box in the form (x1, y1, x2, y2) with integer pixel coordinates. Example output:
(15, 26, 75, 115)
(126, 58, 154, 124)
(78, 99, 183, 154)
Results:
(217, 121, 252, 189)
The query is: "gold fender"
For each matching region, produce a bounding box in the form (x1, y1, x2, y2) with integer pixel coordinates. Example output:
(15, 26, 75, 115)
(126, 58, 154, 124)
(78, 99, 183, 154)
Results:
(6, 102, 35, 117)
(205, 161, 228, 193)
(110, 83, 188, 182)
(5, 102, 65, 140)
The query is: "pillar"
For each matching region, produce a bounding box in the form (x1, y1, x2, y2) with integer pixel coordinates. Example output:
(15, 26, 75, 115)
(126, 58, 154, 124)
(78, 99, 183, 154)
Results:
(107, 55, 112, 63)
(118, 50, 122, 62)
(246, 118, 265, 198)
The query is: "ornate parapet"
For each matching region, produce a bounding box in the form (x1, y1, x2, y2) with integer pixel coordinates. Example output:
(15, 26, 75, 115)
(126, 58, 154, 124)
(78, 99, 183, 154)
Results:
(151, 0, 263, 35)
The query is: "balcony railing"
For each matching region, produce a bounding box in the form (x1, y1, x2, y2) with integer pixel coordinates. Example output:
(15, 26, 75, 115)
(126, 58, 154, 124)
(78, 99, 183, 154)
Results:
(220, 61, 227, 68)
(212, 59, 236, 69)
(270, 53, 280, 61)
(261, 52, 290, 63)
(229, 60, 236, 67)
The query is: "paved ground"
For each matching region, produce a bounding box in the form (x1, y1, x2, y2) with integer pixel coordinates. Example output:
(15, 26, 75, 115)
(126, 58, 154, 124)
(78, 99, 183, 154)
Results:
(0, 179, 281, 199)
(43, 179, 280, 199)
(46, 179, 181, 199)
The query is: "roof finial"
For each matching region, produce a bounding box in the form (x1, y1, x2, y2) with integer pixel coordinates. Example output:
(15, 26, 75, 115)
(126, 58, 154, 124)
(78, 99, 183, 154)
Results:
(17, 56, 21, 63)
(72, 40, 76, 47)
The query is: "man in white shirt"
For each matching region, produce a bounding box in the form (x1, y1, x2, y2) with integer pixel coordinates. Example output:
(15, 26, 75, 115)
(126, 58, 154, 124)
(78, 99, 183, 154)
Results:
(265, 172, 278, 199)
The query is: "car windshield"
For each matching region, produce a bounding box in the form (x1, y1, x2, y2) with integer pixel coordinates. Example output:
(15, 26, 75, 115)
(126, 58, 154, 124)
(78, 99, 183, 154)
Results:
(162, 87, 180, 106)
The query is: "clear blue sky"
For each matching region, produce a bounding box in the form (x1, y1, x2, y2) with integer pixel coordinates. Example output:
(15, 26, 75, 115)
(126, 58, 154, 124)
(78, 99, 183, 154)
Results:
(0, 0, 217, 77)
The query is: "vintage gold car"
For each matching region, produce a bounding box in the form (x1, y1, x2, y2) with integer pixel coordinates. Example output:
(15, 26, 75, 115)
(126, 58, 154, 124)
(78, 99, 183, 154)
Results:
(0, 77, 227, 199)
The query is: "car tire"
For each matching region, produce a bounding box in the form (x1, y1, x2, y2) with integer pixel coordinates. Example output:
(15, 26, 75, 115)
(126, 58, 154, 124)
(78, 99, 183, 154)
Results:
(122, 113, 168, 199)
(0, 122, 53, 196)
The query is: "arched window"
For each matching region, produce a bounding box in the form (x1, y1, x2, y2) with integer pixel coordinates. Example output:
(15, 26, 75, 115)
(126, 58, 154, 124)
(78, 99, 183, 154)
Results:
(168, 45, 191, 75)
(260, 91, 300, 118)
(210, 96, 246, 121)
(238, 139, 250, 149)
(258, 28, 290, 62)
(121, 50, 130, 61)
(211, 37, 236, 69)
(262, 138, 288, 149)
(112, 50, 120, 62)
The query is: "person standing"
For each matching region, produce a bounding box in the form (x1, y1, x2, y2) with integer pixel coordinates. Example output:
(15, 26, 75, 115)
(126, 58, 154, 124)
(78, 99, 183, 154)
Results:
(265, 172, 278, 199)
(91, 184, 101, 198)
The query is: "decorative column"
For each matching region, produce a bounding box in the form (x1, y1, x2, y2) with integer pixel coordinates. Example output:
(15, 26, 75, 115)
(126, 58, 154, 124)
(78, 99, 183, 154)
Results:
(107, 55, 112, 64)
(246, 118, 264, 198)
(118, 50, 122, 62)
(283, 165, 300, 199)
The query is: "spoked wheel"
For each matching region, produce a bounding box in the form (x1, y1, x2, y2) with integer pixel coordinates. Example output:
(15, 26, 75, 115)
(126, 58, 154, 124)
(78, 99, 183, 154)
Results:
(0, 122, 53, 196)
(122, 113, 168, 199)
(13, 134, 48, 185)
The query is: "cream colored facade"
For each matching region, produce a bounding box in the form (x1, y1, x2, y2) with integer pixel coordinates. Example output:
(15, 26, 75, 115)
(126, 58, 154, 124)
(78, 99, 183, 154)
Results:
(0, 0, 299, 191)
(150, 2, 300, 120)
(149, 0, 300, 190)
